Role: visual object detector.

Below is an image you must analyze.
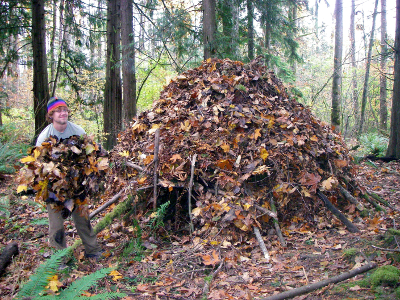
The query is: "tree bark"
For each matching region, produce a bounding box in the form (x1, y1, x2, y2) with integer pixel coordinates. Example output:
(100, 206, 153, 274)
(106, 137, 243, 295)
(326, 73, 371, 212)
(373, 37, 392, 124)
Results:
(32, 0, 49, 144)
(380, 0, 388, 132)
(247, 0, 254, 61)
(358, 0, 379, 135)
(104, 0, 122, 150)
(121, 0, 137, 123)
(386, 0, 400, 158)
(203, 0, 217, 60)
(350, 0, 359, 130)
(331, 0, 343, 130)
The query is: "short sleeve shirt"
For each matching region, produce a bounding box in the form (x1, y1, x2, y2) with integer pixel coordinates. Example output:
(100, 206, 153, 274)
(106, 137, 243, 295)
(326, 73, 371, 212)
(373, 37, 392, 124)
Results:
(36, 121, 86, 146)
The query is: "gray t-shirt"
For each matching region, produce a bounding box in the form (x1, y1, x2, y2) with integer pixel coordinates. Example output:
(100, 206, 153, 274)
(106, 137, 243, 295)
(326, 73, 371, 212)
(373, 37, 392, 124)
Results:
(36, 121, 86, 146)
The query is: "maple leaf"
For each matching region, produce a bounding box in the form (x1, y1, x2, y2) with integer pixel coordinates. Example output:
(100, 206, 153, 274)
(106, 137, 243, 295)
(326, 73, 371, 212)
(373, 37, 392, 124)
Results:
(321, 176, 338, 191)
(46, 275, 62, 292)
(109, 270, 123, 281)
(201, 250, 220, 266)
(254, 128, 262, 140)
(180, 120, 191, 132)
(216, 159, 233, 170)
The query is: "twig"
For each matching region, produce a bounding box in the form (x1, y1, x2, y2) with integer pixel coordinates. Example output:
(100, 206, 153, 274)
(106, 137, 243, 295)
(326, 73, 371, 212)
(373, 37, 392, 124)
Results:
(254, 204, 277, 219)
(89, 189, 124, 219)
(188, 154, 197, 233)
(202, 260, 224, 296)
(254, 226, 270, 261)
(153, 128, 160, 210)
(125, 161, 144, 172)
(339, 185, 365, 211)
(371, 245, 400, 252)
(269, 198, 287, 247)
(259, 263, 377, 300)
(368, 191, 400, 213)
(317, 191, 359, 233)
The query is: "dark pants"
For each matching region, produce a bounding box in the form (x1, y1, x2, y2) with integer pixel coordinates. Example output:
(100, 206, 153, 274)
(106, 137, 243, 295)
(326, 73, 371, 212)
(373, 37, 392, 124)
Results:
(47, 204, 101, 255)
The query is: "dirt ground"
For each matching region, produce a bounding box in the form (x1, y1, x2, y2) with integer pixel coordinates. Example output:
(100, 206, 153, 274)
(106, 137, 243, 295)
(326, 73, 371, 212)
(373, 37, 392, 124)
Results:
(1, 159, 400, 300)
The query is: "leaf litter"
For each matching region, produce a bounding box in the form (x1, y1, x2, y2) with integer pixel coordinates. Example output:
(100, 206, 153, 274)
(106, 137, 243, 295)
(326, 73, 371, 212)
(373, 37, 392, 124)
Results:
(1, 58, 400, 299)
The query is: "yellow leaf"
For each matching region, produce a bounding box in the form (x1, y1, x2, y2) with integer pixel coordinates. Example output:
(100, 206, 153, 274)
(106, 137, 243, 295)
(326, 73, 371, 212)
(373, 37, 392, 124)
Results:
(260, 148, 269, 161)
(234, 219, 249, 231)
(119, 150, 130, 157)
(310, 135, 318, 142)
(17, 185, 28, 194)
(321, 176, 338, 191)
(85, 144, 95, 154)
(109, 270, 123, 281)
(33, 148, 41, 159)
(20, 156, 35, 163)
(243, 203, 252, 210)
(148, 124, 161, 134)
(46, 275, 62, 292)
(254, 128, 262, 140)
(210, 241, 219, 246)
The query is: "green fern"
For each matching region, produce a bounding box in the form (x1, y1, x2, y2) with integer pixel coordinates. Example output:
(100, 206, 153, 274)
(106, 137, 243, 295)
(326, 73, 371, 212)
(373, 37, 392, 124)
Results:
(16, 248, 72, 299)
(38, 267, 125, 300)
(16, 248, 126, 299)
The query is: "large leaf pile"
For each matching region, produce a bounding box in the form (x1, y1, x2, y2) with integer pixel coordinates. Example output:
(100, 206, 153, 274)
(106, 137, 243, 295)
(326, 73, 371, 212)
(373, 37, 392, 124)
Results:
(17, 135, 109, 216)
(110, 58, 358, 235)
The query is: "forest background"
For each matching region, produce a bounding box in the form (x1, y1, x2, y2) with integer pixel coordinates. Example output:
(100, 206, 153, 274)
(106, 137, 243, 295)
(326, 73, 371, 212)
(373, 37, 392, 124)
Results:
(0, 0, 398, 159)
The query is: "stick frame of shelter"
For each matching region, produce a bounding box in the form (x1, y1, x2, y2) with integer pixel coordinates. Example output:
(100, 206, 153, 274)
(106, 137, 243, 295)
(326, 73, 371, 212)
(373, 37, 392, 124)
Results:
(153, 128, 160, 210)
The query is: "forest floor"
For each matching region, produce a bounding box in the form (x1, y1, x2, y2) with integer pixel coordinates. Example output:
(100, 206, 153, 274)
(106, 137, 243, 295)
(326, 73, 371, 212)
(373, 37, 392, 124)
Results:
(1, 158, 400, 300)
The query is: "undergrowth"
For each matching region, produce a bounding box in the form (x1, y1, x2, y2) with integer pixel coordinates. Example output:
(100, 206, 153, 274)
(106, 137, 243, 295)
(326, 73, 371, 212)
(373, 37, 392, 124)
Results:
(15, 247, 126, 299)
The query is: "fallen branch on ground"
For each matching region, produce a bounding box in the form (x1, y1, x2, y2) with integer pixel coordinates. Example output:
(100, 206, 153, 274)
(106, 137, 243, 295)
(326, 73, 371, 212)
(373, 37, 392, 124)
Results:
(259, 263, 377, 300)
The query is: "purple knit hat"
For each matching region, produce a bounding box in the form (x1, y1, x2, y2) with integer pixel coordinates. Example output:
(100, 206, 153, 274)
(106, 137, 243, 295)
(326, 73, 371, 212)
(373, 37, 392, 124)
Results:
(47, 97, 68, 113)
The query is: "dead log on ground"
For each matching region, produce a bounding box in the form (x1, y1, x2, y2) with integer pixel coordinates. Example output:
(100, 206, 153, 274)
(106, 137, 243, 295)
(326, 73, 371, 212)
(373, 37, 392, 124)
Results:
(317, 191, 359, 233)
(259, 263, 376, 300)
(0, 242, 19, 277)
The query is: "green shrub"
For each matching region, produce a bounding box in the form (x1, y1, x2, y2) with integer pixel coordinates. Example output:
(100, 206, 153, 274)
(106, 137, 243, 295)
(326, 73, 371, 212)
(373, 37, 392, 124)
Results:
(0, 124, 30, 174)
(370, 265, 400, 287)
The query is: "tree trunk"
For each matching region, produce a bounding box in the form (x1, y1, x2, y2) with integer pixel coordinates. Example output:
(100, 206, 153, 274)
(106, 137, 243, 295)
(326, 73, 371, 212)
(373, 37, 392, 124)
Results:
(221, 0, 239, 58)
(32, 0, 49, 144)
(350, 0, 359, 130)
(49, 0, 57, 94)
(104, 0, 122, 150)
(247, 0, 254, 61)
(121, 0, 137, 123)
(386, 0, 400, 158)
(331, 0, 343, 130)
(380, 0, 388, 131)
(203, 0, 216, 60)
(358, 0, 379, 135)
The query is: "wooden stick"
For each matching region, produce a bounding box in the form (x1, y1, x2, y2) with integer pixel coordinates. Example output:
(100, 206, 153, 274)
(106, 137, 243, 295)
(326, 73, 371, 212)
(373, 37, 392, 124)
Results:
(125, 161, 144, 172)
(202, 259, 224, 296)
(368, 191, 400, 213)
(254, 204, 277, 219)
(0, 242, 18, 277)
(361, 192, 384, 212)
(188, 154, 197, 233)
(259, 263, 376, 300)
(254, 226, 270, 262)
(269, 199, 286, 247)
(339, 185, 365, 211)
(153, 128, 160, 210)
(317, 191, 359, 233)
(89, 189, 124, 219)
